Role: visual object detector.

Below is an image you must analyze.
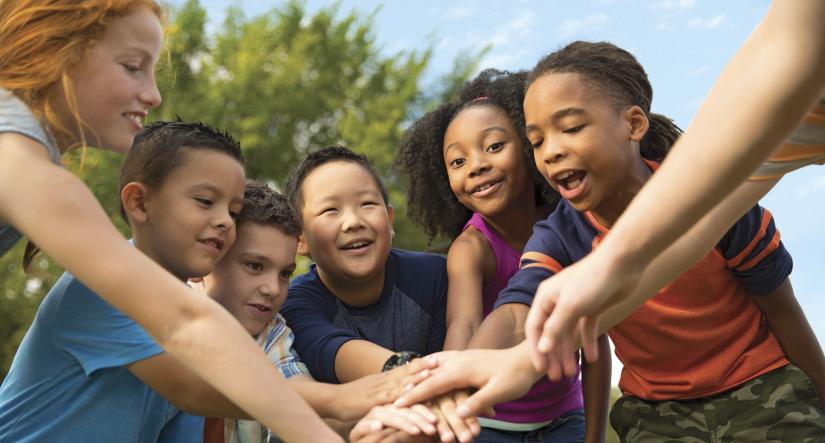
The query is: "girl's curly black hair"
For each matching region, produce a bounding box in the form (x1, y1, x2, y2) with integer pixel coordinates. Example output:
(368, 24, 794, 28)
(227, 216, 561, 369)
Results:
(395, 69, 558, 241)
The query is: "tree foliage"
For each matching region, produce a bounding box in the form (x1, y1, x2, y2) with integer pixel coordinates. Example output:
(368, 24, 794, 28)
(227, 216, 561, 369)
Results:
(0, 0, 480, 379)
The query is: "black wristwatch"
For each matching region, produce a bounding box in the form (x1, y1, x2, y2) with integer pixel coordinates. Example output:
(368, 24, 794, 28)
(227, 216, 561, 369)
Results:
(381, 351, 422, 372)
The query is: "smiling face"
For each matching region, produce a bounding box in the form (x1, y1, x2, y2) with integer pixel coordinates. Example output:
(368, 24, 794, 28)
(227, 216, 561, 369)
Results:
(298, 161, 394, 286)
(206, 222, 298, 336)
(524, 72, 649, 225)
(61, 5, 163, 152)
(132, 149, 246, 280)
(443, 105, 533, 218)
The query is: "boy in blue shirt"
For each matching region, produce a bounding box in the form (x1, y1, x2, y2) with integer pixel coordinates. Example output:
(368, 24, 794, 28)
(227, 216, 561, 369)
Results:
(0, 121, 280, 442)
(281, 145, 448, 386)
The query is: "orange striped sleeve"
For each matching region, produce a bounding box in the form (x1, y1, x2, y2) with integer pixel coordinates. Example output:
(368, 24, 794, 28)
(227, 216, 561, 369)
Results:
(727, 209, 772, 269)
(520, 251, 564, 274)
(736, 230, 781, 272)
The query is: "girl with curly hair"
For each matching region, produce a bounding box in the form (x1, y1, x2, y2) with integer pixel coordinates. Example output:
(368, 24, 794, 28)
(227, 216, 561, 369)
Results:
(395, 69, 609, 443)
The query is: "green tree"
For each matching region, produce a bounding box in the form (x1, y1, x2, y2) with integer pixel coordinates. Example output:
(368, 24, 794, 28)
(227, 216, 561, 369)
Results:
(0, 0, 479, 379)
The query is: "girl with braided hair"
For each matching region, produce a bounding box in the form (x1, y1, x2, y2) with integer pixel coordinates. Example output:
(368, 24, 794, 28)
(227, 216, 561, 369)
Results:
(396, 69, 610, 443)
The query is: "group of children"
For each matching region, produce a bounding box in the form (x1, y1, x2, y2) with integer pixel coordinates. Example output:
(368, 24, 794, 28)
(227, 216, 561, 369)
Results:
(1, 1, 824, 443)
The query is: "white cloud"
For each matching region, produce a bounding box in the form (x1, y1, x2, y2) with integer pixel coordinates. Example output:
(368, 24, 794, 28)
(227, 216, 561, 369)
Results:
(654, 0, 697, 10)
(487, 9, 536, 46)
(689, 13, 726, 29)
(480, 47, 531, 70)
(445, 4, 476, 19)
(558, 13, 609, 38)
(688, 65, 710, 77)
(813, 177, 825, 189)
(655, 20, 673, 32)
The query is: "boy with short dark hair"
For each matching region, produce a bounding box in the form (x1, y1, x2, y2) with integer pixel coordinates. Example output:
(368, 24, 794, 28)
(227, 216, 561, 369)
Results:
(0, 120, 254, 441)
(282, 145, 448, 384)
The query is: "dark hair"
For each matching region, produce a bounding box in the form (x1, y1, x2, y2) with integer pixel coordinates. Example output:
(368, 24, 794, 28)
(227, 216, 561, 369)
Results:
(117, 120, 244, 222)
(528, 41, 682, 162)
(284, 144, 389, 224)
(395, 69, 558, 240)
(239, 180, 301, 237)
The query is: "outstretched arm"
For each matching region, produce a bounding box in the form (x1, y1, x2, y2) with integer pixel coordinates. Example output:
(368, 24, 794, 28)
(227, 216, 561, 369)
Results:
(526, 0, 825, 373)
(0, 135, 340, 442)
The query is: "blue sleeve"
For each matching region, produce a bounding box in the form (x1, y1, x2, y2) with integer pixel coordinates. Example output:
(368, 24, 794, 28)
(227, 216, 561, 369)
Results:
(281, 281, 357, 383)
(495, 219, 569, 308)
(157, 413, 204, 443)
(716, 205, 793, 295)
(425, 259, 448, 354)
(53, 275, 163, 376)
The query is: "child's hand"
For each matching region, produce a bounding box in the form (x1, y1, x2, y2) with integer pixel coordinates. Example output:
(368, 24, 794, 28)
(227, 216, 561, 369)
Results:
(337, 357, 436, 421)
(428, 391, 480, 443)
(350, 427, 435, 443)
(349, 404, 438, 442)
(525, 253, 641, 380)
(394, 345, 538, 419)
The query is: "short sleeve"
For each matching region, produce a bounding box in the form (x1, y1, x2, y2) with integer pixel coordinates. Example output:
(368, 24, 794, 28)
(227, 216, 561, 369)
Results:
(53, 275, 163, 375)
(495, 219, 568, 308)
(281, 278, 358, 383)
(157, 413, 204, 443)
(716, 205, 793, 295)
(0, 89, 61, 163)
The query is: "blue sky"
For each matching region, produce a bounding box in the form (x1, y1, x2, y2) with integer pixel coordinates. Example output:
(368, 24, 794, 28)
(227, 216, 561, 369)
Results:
(174, 0, 824, 382)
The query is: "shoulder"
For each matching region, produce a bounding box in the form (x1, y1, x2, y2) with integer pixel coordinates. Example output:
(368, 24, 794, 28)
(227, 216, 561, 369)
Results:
(0, 89, 60, 163)
(390, 248, 446, 270)
(447, 227, 493, 275)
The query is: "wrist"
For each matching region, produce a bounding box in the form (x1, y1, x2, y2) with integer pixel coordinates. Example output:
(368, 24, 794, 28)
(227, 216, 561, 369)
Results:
(381, 351, 422, 372)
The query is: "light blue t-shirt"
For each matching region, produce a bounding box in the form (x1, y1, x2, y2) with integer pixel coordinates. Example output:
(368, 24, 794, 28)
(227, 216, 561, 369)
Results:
(0, 89, 61, 256)
(0, 271, 203, 442)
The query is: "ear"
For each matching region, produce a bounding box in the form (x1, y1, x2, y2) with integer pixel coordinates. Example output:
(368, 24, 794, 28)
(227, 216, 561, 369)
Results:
(120, 182, 150, 224)
(624, 105, 649, 142)
(387, 204, 395, 236)
(296, 233, 311, 257)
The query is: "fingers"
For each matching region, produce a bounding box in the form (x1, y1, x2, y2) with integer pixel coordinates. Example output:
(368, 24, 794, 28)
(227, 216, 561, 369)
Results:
(430, 403, 455, 443)
(394, 369, 467, 408)
(456, 380, 509, 419)
(452, 391, 482, 435)
(361, 405, 438, 437)
(435, 394, 477, 443)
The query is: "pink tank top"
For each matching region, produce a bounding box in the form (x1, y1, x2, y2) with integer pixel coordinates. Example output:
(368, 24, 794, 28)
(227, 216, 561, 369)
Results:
(463, 213, 583, 424)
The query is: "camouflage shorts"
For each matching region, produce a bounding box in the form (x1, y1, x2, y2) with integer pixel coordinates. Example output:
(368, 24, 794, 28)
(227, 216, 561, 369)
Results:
(610, 365, 825, 442)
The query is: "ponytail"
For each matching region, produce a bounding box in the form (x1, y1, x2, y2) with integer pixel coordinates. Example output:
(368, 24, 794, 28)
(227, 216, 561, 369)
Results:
(640, 113, 682, 162)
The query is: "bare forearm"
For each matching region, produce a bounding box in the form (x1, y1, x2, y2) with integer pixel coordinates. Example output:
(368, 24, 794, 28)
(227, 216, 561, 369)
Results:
(443, 322, 478, 351)
(581, 335, 611, 443)
(753, 284, 825, 401)
(594, 0, 825, 269)
(468, 304, 528, 350)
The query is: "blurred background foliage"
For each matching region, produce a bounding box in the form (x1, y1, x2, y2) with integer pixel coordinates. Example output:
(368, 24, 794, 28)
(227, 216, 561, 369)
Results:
(1, 0, 483, 380)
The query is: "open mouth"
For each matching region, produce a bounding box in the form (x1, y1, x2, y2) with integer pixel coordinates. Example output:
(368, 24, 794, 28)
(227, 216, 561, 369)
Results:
(471, 179, 502, 197)
(554, 170, 587, 191)
(248, 303, 272, 313)
(199, 238, 224, 252)
(341, 239, 372, 251)
(124, 112, 145, 129)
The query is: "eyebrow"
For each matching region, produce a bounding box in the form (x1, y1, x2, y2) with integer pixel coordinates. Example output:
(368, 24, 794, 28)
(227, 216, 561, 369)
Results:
(445, 125, 510, 152)
(191, 183, 244, 203)
(525, 107, 587, 132)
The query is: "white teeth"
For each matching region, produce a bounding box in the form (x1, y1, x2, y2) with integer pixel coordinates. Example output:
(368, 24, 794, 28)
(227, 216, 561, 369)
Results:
(344, 241, 369, 249)
(126, 113, 143, 126)
(567, 179, 582, 189)
(557, 171, 574, 180)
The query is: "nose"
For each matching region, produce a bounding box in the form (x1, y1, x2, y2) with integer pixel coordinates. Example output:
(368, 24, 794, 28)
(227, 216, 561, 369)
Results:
(140, 73, 162, 109)
(214, 209, 236, 232)
(340, 208, 365, 232)
(539, 136, 565, 165)
(468, 151, 491, 178)
(260, 278, 280, 299)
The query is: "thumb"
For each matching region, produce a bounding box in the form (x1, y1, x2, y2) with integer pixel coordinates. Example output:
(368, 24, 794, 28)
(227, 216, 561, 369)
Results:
(457, 381, 507, 419)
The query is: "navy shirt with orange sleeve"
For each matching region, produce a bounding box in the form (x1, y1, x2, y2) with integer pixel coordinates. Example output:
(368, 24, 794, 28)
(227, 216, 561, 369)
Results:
(497, 197, 792, 401)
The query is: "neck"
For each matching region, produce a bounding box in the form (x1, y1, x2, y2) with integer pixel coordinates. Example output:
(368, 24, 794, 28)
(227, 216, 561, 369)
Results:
(482, 188, 542, 251)
(132, 230, 188, 282)
(591, 158, 653, 228)
(317, 266, 386, 307)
